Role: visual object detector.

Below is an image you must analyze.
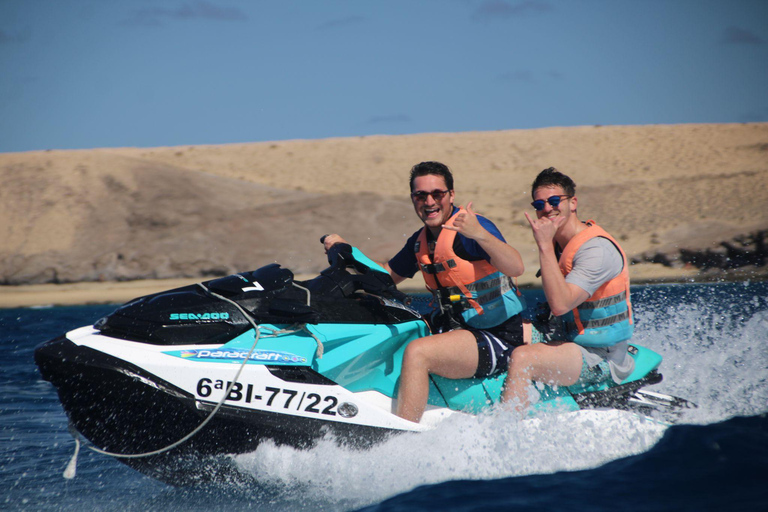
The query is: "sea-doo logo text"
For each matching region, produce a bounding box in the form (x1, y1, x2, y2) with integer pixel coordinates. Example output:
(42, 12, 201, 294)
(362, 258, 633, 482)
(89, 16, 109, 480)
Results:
(169, 312, 230, 321)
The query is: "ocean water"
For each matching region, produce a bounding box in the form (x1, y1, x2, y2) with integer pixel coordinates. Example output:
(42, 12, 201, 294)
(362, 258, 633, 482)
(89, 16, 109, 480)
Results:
(1, 282, 767, 511)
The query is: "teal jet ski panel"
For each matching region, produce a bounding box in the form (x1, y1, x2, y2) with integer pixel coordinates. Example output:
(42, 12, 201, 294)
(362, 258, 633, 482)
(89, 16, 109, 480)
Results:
(350, 246, 389, 274)
(430, 343, 665, 415)
(622, 344, 663, 383)
(313, 320, 428, 395)
(430, 375, 493, 414)
(211, 326, 319, 365)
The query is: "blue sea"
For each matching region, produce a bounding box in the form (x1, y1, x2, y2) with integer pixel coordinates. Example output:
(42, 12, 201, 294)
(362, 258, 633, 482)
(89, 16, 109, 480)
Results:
(2, 282, 767, 511)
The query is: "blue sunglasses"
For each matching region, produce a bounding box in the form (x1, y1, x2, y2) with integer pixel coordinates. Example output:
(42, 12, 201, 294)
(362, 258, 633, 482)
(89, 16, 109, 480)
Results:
(531, 195, 571, 211)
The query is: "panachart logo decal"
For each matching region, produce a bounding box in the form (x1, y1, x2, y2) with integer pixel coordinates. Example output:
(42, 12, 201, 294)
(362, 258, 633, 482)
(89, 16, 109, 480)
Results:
(166, 348, 307, 364)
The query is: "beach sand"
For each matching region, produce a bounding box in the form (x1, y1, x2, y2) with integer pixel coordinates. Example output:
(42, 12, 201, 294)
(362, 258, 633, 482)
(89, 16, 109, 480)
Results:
(2, 123, 766, 308)
(0, 264, 714, 309)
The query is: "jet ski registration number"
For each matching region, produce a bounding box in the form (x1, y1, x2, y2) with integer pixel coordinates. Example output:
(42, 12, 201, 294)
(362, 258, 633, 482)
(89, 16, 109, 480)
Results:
(196, 378, 338, 416)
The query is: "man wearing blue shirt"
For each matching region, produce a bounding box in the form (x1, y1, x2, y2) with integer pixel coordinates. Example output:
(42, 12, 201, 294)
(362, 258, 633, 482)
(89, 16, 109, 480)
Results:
(323, 161, 526, 423)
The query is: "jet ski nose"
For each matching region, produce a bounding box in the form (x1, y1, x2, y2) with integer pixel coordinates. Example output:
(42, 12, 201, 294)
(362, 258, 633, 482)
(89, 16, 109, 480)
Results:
(34, 334, 77, 384)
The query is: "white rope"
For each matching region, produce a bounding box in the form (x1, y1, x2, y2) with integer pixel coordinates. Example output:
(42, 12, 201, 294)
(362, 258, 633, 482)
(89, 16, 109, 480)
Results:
(86, 318, 262, 459)
(292, 281, 311, 306)
(63, 281, 323, 477)
(62, 432, 80, 479)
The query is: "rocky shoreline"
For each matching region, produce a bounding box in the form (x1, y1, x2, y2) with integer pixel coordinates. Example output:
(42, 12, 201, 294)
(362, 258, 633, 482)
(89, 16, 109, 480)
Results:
(633, 229, 767, 277)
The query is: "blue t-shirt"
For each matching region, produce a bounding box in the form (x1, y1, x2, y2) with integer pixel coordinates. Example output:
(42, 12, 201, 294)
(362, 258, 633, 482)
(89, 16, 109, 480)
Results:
(388, 206, 507, 279)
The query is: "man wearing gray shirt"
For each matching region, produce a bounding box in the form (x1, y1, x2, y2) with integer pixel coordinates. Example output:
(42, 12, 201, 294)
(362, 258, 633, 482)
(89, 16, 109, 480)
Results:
(502, 167, 635, 414)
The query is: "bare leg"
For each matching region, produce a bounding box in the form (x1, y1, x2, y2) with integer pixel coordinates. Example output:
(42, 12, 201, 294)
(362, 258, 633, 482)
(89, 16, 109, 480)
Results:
(501, 341, 583, 415)
(396, 330, 479, 423)
(522, 320, 532, 344)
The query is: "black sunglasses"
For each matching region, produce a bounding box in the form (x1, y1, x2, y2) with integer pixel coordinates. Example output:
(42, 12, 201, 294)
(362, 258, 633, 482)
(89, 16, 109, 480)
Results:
(411, 189, 450, 202)
(531, 195, 571, 211)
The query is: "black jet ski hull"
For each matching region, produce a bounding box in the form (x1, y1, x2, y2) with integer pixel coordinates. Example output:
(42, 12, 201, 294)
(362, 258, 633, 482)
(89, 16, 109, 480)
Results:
(35, 334, 399, 485)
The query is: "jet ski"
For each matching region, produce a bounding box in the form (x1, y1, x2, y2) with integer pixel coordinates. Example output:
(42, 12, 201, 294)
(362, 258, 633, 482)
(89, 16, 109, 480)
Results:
(35, 243, 694, 485)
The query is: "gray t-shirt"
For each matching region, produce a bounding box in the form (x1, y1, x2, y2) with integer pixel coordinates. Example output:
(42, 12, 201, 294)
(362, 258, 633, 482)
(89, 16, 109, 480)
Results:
(565, 237, 635, 383)
(565, 237, 623, 295)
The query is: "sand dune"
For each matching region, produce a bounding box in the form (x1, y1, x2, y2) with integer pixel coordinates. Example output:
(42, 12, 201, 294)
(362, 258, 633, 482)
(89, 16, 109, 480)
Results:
(1, 123, 766, 307)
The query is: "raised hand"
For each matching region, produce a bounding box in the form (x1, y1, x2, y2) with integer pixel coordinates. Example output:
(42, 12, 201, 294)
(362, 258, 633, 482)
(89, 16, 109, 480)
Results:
(442, 202, 484, 240)
(524, 211, 566, 247)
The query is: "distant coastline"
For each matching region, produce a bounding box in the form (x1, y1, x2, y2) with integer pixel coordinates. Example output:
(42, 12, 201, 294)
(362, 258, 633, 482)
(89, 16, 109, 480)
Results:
(2, 123, 766, 307)
(2, 263, 765, 309)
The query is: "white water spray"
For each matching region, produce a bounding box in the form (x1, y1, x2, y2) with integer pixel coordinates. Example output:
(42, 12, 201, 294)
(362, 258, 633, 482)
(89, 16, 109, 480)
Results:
(230, 283, 768, 509)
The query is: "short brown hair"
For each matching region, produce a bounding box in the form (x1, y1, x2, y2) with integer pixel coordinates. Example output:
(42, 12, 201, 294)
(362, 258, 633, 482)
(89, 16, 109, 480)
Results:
(409, 161, 454, 192)
(531, 167, 576, 197)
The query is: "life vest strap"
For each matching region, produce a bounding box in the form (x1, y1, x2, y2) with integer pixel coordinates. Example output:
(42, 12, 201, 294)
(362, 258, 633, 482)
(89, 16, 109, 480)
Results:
(576, 290, 627, 310)
(419, 259, 458, 275)
(567, 309, 630, 331)
(434, 275, 516, 307)
(444, 274, 514, 294)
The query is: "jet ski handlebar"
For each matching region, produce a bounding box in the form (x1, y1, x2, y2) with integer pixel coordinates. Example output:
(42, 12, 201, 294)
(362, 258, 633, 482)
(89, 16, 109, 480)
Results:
(318, 238, 409, 304)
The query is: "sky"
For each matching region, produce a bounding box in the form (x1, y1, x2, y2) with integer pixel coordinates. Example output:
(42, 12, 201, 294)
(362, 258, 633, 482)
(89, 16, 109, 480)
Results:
(1, 0, 767, 153)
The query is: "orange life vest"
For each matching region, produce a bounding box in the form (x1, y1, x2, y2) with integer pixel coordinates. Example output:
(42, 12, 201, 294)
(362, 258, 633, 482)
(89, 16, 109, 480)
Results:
(558, 220, 633, 346)
(414, 208, 525, 329)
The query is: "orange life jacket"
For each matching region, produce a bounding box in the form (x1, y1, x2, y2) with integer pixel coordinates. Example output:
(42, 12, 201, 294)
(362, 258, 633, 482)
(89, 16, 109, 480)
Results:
(414, 208, 525, 329)
(558, 220, 633, 346)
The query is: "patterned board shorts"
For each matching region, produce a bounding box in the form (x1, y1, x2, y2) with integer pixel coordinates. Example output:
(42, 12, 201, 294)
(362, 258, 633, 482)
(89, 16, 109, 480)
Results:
(530, 326, 611, 385)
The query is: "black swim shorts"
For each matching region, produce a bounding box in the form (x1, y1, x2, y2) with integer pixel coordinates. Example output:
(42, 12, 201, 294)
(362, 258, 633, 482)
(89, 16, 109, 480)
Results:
(471, 313, 524, 378)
